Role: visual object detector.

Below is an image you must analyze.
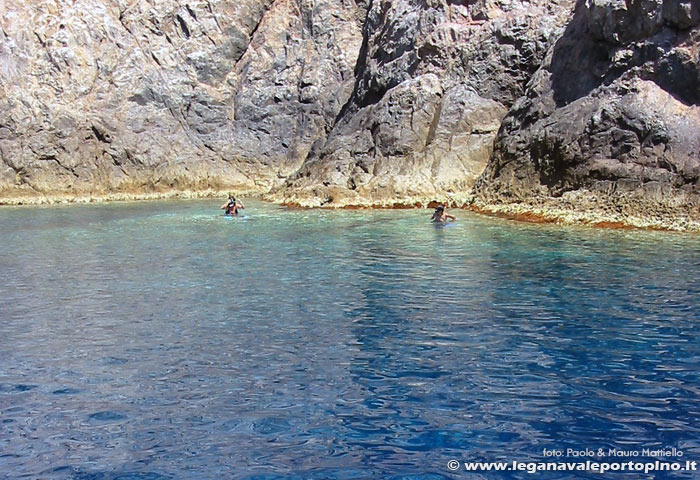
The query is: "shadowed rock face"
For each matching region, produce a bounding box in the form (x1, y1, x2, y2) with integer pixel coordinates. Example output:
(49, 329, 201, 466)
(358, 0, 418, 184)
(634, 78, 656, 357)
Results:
(272, 0, 575, 206)
(474, 0, 700, 229)
(0, 0, 363, 201)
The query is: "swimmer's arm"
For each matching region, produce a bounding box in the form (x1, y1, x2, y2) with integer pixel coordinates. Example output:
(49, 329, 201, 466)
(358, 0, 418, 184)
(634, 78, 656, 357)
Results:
(221, 201, 229, 209)
(446, 214, 456, 222)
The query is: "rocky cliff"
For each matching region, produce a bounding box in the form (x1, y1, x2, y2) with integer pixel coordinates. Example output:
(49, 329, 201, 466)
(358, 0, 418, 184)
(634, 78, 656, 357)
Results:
(2, 0, 699, 230)
(1, 0, 574, 206)
(0, 0, 362, 203)
(272, 0, 575, 207)
(473, 0, 700, 230)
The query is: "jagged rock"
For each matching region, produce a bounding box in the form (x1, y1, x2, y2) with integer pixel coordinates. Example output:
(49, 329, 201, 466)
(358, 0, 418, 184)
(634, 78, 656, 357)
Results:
(2, 0, 699, 230)
(663, 0, 700, 29)
(0, 0, 362, 202)
(586, 0, 663, 44)
(274, 76, 506, 206)
(271, 0, 574, 206)
(474, 0, 700, 230)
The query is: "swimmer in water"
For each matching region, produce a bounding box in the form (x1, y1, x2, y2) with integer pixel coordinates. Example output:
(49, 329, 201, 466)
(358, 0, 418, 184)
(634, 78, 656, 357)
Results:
(221, 194, 245, 215)
(431, 204, 456, 223)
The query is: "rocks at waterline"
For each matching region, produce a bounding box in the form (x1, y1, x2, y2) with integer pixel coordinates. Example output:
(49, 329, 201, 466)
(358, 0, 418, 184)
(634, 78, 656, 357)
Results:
(1, 0, 699, 231)
(270, 0, 575, 207)
(473, 0, 700, 230)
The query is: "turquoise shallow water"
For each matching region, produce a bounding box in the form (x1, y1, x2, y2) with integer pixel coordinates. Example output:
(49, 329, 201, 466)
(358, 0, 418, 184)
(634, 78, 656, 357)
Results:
(1, 199, 699, 479)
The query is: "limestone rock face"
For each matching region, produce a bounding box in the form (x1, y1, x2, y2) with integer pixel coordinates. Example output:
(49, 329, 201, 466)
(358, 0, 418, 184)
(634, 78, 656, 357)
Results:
(0, 0, 362, 202)
(272, 0, 575, 206)
(474, 0, 700, 229)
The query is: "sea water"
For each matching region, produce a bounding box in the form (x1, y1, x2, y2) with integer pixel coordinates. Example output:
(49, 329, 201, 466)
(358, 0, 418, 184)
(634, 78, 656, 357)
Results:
(0, 199, 699, 479)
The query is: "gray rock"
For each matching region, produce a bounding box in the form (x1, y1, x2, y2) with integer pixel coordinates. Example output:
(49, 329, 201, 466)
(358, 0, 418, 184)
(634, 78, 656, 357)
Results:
(474, 0, 700, 229)
(272, 0, 575, 206)
(2, 0, 699, 230)
(663, 0, 700, 29)
(0, 0, 362, 201)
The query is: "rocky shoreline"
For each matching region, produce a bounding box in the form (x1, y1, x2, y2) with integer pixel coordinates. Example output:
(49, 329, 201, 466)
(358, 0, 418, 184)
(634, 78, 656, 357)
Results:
(2, 0, 698, 232)
(471, 200, 700, 233)
(0, 188, 248, 206)
(3, 184, 699, 233)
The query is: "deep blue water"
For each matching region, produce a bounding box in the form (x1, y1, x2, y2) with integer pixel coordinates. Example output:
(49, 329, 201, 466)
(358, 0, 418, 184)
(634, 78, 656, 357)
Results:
(1, 199, 699, 479)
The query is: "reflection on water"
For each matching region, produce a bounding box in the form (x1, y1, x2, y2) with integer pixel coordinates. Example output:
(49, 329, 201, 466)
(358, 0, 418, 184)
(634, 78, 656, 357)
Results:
(1, 199, 699, 479)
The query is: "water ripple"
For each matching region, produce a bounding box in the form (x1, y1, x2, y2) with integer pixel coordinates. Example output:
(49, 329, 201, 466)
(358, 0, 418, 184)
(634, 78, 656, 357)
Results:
(0, 200, 699, 478)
